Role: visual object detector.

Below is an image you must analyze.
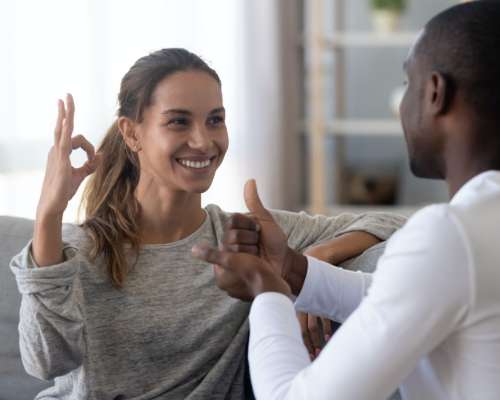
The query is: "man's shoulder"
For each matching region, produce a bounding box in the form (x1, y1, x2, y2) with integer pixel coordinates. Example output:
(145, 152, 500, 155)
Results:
(386, 203, 465, 257)
(404, 203, 457, 232)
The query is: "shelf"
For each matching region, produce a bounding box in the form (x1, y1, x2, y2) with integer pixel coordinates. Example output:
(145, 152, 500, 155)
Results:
(327, 118, 403, 136)
(302, 119, 404, 136)
(328, 204, 419, 216)
(302, 1, 416, 213)
(323, 31, 419, 48)
(300, 204, 421, 217)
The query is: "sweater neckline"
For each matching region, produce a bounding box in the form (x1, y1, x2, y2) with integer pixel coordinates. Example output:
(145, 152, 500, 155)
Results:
(139, 209, 210, 250)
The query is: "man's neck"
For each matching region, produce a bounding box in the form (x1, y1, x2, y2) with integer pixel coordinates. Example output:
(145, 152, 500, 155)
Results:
(445, 159, 493, 199)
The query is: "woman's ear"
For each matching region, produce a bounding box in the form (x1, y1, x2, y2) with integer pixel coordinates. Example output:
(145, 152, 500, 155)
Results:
(118, 116, 142, 152)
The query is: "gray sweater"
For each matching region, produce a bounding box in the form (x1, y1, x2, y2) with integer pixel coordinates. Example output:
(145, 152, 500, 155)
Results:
(10, 205, 405, 400)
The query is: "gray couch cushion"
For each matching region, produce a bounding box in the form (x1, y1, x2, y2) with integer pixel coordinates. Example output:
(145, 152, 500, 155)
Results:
(0, 216, 52, 399)
(341, 240, 387, 273)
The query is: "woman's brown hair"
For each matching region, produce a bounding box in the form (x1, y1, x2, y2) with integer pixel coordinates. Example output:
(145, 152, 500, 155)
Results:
(80, 48, 221, 287)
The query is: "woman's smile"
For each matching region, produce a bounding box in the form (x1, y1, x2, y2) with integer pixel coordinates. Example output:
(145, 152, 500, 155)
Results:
(175, 155, 218, 172)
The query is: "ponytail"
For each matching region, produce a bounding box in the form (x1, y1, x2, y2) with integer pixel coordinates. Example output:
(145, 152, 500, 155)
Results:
(80, 121, 140, 287)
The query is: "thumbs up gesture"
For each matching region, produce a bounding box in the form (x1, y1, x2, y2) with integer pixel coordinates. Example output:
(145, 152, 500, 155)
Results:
(242, 179, 290, 275)
(192, 179, 301, 300)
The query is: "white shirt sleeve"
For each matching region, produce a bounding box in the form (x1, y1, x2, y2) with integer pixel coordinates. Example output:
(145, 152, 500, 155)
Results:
(294, 256, 372, 323)
(248, 205, 472, 400)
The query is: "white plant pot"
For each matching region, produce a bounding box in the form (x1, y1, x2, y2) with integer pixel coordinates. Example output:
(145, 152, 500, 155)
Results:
(389, 85, 406, 117)
(372, 10, 401, 33)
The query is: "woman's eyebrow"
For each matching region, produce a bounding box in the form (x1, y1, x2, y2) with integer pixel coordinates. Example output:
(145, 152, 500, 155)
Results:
(209, 107, 225, 115)
(162, 109, 192, 115)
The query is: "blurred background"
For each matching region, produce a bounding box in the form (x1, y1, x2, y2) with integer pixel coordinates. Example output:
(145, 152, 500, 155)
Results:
(0, 0, 465, 222)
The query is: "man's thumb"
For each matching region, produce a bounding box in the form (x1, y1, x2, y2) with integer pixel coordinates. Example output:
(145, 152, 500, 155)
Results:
(244, 179, 272, 220)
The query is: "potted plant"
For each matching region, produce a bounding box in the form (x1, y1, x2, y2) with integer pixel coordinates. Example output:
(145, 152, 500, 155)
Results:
(371, 0, 407, 33)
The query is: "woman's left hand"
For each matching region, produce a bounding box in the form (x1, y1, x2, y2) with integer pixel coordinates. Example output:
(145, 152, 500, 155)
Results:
(297, 311, 334, 360)
(297, 243, 338, 359)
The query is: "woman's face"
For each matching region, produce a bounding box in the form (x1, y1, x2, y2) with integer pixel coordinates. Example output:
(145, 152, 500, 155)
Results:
(134, 70, 228, 194)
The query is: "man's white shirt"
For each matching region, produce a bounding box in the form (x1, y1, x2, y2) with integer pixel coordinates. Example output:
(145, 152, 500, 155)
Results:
(249, 171, 500, 400)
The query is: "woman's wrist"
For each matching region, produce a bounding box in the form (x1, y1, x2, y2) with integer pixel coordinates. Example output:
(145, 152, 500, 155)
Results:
(306, 232, 382, 266)
(33, 210, 64, 267)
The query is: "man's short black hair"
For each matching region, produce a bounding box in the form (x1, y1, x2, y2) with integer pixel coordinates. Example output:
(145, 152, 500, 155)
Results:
(417, 1, 500, 120)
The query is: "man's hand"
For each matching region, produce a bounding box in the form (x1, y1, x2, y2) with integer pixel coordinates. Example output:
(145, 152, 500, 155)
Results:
(241, 179, 291, 278)
(192, 244, 292, 299)
(192, 179, 303, 300)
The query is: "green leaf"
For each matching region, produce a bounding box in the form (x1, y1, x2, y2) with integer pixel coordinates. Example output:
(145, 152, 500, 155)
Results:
(371, 0, 406, 12)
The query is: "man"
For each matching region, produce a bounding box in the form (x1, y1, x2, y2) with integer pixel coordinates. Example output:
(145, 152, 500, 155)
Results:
(193, 2, 500, 399)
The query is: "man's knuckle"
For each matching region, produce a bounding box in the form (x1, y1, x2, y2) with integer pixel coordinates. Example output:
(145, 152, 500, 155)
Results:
(226, 230, 236, 243)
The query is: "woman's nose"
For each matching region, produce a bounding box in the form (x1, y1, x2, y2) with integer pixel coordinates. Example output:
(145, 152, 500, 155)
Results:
(188, 126, 211, 151)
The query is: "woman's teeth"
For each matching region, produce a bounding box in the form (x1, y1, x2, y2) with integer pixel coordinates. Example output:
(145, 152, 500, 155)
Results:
(178, 159, 212, 169)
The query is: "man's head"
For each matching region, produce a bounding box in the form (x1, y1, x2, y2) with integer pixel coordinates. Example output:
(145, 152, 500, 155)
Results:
(400, 1, 500, 179)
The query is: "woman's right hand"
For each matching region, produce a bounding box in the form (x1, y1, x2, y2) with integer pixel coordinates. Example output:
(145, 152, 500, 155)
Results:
(37, 94, 100, 218)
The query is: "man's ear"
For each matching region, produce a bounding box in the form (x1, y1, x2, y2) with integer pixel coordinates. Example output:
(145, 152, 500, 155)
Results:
(118, 116, 141, 152)
(428, 71, 452, 116)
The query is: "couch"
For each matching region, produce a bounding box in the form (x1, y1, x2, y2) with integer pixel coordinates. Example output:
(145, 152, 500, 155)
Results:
(0, 215, 399, 400)
(0, 216, 52, 399)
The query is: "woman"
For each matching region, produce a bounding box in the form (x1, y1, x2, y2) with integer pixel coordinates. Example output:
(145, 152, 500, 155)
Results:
(10, 48, 404, 399)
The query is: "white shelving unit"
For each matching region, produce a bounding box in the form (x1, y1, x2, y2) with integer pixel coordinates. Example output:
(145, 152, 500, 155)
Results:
(304, 0, 419, 214)
(326, 118, 404, 136)
(324, 31, 418, 47)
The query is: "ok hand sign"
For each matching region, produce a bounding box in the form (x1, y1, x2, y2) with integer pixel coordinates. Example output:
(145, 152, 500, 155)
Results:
(37, 94, 101, 218)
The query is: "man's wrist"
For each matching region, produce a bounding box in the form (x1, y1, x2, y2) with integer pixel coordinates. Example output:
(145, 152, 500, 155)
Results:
(282, 248, 308, 296)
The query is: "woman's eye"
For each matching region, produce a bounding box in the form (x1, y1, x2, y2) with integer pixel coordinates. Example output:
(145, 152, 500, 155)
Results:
(208, 115, 224, 125)
(167, 117, 189, 127)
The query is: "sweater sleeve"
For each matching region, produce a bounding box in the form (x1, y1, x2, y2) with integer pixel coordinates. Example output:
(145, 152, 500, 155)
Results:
(10, 240, 86, 381)
(270, 209, 406, 252)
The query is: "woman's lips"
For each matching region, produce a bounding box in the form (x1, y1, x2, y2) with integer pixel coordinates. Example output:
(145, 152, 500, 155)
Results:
(175, 155, 217, 170)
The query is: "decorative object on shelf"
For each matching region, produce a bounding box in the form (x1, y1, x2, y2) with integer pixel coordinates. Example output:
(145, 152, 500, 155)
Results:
(346, 169, 399, 206)
(370, 0, 407, 33)
(389, 85, 406, 117)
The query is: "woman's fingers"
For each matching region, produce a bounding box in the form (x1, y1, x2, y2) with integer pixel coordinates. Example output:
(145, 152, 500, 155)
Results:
(308, 314, 322, 354)
(297, 312, 315, 358)
(71, 134, 95, 161)
(297, 313, 336, 359)
(65, 93, 75, 135)
(68, 134, 98, 183)
(60, 94, 75, 150)
(322, 318, 333, 342)
(54, 99, 65, 144)
(73, 152, 101, 182)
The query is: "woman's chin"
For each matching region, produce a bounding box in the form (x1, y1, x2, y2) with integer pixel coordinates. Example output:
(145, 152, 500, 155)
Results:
(181, 179, 214, 194)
